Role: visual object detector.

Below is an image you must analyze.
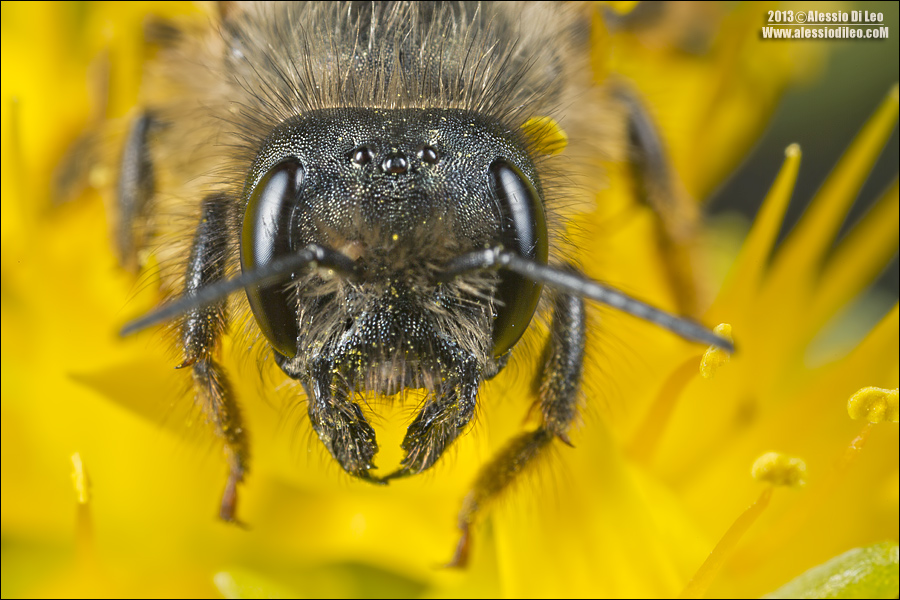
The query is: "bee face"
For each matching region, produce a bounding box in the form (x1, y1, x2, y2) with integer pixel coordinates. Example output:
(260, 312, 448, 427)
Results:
(243, 108, 546, 375)
(238, 106, 552, 481)
(102, 0, 727, 549)
(103, 0, 593, 503)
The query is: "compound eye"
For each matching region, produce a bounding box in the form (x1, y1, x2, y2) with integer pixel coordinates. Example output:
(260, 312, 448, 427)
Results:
(489, 159, 549, 357)
(241, 158, 303, 358)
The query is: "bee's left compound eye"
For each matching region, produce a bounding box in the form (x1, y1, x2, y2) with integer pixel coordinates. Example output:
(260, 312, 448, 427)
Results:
(241, 158, 304, 358)
(489, 159, 549, 357)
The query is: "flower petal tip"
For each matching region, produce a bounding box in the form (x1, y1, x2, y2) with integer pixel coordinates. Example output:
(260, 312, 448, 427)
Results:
(752, 451, 807, 487)
(848, 387, 899, 424)
(784, 143, 801, 158)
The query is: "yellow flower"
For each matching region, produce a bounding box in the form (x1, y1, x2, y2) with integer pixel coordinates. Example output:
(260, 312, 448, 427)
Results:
(2, 2, 897, 598)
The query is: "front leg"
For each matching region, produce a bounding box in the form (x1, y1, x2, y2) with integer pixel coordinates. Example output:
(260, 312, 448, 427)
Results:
(303, 358, 383, 484)
(178, 193, 249, 522)
(385, 357, 480, 480)
(450, 286, 586, 566)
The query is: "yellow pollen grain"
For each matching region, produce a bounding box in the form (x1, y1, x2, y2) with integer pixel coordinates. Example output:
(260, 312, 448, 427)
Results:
(71, 452, 90, 504)
(521, 116, 568, 155)
(847, 387, 899, 423)
(700, 323, 733, 379)
(752, 451, 807, 487)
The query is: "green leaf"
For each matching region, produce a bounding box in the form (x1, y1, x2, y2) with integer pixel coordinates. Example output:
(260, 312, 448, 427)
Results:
(764, 542, 899, 599)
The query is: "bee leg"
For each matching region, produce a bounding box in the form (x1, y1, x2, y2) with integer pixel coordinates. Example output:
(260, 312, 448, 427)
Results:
(615, 85, 701, 315)
(449, 289, 585, 567)
(178, 193, 248, 522)
(384, 358, 479, 480)
(115, 112, 156, 272)
(305, 359, 383, 484)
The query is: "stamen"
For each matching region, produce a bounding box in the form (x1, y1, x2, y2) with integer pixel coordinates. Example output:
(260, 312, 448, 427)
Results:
(836, 385, 898, 470)
(521, 116, 568, 155)
(681, 451, 808, 597)
(700, 324, 733, 379)
(627, 355, 703, 463)
(751, 451, 807, 487)
(847, 387, 899, 424)
(679, 487, 774, 598)
(733, 395, 888, 571)
(628, 326, 734, 462)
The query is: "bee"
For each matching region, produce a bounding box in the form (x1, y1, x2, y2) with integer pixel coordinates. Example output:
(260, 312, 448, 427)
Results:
(86, 1, 731, 565)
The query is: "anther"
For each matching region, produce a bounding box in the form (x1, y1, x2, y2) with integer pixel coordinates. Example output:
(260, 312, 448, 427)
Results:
(847, 387, 899, 423)
(752, 451, 807, 487)
(700, 323, 732, 379)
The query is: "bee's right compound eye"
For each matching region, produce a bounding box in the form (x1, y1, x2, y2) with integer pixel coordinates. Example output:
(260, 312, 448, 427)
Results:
(241, 158, 304, 358)
(489, 159, 549, 357)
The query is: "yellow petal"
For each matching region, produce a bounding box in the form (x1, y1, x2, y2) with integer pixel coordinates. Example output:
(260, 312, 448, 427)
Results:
(707, 145, 800, 324)
(809, 180, 899, 333)
(764, 86, 899, 306)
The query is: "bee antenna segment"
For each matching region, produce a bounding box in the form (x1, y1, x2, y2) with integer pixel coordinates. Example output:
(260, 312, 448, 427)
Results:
(119, 244, 358, 336)
(442, 248, 735, 352)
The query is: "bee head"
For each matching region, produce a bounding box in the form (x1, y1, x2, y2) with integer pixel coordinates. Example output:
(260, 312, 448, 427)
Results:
(241, 108, 548, 386)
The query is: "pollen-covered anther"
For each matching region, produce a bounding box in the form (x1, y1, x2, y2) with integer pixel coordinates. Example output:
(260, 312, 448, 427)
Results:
(847, 387, 899, 423)
(752, 451, 807, 487)
(700, 323, 733, 379)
